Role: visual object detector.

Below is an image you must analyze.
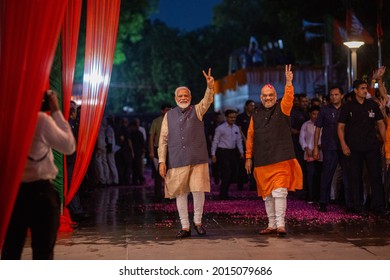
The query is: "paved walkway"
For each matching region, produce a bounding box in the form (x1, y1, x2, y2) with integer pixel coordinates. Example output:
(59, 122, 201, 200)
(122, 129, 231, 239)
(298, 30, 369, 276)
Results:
(20, 170, 390, 260)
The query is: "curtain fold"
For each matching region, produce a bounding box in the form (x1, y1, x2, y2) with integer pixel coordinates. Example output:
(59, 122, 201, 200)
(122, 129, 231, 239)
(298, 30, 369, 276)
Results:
(61, 0, 82, 226)
(64, 0, 121, 208)
(0, 0, 68, 249)
(62, 0, 83, 121)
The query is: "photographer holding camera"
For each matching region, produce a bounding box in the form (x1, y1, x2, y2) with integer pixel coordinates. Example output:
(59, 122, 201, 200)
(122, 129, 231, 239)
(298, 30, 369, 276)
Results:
(1, 90, 76, 260)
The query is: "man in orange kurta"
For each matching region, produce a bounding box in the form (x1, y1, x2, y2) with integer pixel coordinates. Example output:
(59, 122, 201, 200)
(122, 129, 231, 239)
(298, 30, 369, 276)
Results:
(245, 65, 303, 237)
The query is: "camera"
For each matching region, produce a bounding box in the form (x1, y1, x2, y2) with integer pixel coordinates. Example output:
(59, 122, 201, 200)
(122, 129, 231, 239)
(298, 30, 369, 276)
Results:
(40, 91, 50, 112)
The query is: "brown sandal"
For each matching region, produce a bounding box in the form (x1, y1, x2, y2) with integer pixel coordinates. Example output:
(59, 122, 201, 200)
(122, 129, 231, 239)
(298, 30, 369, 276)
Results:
(277, 227, 287, 237)
(259, 227, 277, 235)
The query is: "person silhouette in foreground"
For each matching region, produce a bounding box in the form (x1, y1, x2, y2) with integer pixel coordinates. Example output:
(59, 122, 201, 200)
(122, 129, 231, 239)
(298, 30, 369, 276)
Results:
(2, 90, 76, 259)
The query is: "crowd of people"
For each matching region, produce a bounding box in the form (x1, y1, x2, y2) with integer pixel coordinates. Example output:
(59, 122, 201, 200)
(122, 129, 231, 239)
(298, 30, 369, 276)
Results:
(5, 64, 390, 260)
(86, 65, 390, 238)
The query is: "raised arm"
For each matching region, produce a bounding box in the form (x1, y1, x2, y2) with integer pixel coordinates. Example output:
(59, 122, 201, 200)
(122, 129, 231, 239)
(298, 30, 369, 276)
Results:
(371, 66, 388, 104)
(196, 68, 215, 120)
(285, 64, 293, 86)
(281, 64, 294, 116)
(203, 68, 215, 90)
(377, 66, 388, 104)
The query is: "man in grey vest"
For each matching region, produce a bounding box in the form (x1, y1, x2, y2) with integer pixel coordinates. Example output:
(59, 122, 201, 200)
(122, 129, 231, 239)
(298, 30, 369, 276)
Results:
(158, 68, 214, 238)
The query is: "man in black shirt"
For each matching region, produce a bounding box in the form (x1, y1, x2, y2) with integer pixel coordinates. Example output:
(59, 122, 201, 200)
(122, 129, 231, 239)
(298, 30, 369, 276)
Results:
(313, 87, 352, 213)
(338, 79, 386, 217)
(236, 100, 256, 190)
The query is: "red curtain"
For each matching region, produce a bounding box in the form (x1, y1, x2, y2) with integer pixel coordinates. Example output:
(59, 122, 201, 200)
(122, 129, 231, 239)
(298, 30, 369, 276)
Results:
(0, 0, 68, 249)
(61, 0, 82, 225)
(62, 0, 82, 121)
(64, 0, 121, 209)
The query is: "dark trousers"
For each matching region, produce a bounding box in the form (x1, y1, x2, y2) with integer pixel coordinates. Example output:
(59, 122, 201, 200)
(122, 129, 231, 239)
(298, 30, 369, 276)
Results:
(237, 141, 247, 190)
(236, 160, 245, 188)
(236, 158, 256, 190)
(117, 150, 132, 185)
(132, 153, 144, 184)
(67, 161, 84, 215)
(153, 147, 163, 201)
(211, 160, 220, 184)
(293, 138, 307, 197)
(346, 149, 385, 212)
(1, 180, 60, 260)
(217, 148, 239, 198)
(306, 161, 322, 201)
(319, 150, 352, 207)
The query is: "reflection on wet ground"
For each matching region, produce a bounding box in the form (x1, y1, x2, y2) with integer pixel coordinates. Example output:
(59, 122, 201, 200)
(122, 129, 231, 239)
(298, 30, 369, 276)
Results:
(30, 167, 387, 259)
(58, 169, 390, 250)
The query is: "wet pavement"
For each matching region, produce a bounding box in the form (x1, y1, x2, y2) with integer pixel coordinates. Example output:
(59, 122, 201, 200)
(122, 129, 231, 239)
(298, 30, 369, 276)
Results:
(21, 168, 390, 260)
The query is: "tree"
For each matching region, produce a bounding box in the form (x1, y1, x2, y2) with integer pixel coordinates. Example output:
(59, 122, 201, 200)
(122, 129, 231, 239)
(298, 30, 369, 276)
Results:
(102, 0, 390, 114)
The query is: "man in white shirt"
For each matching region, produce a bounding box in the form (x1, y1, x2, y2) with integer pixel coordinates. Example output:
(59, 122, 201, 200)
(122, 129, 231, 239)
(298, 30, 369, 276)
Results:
(1, 90, 76, 260)
(299, 105, 322, 202)
(211, 109, 244, 199)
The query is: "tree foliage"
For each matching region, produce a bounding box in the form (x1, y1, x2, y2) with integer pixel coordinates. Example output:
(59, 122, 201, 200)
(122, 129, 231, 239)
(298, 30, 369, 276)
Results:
(75, 0, 390, 114)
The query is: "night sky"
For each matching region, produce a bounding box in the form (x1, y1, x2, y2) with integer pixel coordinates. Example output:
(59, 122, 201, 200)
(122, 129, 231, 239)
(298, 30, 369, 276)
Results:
(150, 0, 222, 31)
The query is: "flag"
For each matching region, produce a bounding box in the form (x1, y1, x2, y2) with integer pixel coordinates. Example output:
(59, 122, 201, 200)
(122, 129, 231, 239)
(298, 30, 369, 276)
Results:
(377, 0, 383, 42)
(377, 22, 383, 42)
(346, 10, 374, 44)
(332, 18, 348, 45)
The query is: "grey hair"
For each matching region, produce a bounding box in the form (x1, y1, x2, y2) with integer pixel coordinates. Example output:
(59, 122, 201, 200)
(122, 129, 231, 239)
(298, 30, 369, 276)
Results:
(174, 86, 191, 97)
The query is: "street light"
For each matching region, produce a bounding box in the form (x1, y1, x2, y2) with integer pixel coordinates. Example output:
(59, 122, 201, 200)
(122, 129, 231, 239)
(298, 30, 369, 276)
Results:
(343, 41, 365, 89)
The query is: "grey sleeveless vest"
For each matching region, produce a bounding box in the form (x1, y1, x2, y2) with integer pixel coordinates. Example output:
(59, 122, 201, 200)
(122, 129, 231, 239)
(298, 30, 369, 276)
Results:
(166, 106, 209, 168)
(252, 102, 296, 166)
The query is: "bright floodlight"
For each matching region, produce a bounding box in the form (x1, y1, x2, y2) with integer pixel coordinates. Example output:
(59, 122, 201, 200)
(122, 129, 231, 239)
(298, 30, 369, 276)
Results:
(343, 41, 365, 49)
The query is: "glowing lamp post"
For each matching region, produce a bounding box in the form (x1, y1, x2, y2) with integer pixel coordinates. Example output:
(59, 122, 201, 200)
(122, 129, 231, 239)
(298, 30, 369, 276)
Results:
(343, 41, 365, 89)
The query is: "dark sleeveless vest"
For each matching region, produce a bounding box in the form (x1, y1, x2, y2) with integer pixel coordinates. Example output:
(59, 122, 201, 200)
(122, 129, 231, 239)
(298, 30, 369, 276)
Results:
(252, 102, 296, 166)
(166, 106, 209, 168)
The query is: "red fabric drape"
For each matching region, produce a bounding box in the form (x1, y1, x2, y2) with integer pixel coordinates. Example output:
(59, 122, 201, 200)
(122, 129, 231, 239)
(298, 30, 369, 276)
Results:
(64, 0, 121, 208)
(0, 0, 68, 249)
(62, 0, 82, 121)
(61, 0, 82, 230)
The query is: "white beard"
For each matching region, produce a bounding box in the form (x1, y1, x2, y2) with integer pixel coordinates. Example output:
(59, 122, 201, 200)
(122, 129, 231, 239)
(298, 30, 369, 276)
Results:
(176, 101, 190, 109)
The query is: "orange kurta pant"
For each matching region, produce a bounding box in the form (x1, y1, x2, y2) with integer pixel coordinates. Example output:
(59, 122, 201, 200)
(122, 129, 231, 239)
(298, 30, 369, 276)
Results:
(253, 159, 303, 199)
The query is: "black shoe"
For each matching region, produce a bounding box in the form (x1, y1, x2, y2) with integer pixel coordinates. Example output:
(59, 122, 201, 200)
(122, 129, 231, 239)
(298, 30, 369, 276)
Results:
(354, 209, 369, 217)
(72, 212, 90, 222)
(193, 223, 206, 235)
(176, 229, 191, 238)
(70, 222, 79, 229)
(373, 209, 388, 217)
(219, 194, 229, 200)
(153, 197, 163, 203)
(319, 203, 327, 212)
(329, 199, 337, 205)
(346, 207, 354, 214)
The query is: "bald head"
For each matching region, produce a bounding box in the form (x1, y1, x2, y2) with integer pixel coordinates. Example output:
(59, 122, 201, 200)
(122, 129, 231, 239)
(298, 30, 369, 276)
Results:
(260, 84, 277, 108)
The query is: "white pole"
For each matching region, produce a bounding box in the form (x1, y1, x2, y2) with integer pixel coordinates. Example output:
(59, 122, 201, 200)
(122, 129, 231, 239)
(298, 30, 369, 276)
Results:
(351, 49, 357, 83)
(346, 48, 352, 90)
